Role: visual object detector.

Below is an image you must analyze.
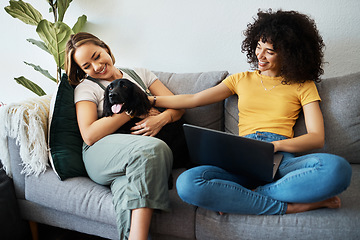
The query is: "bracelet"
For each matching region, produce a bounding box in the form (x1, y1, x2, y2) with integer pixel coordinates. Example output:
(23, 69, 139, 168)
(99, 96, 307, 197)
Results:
(152, 96, 157, 107)
(125, 110, 134, 119)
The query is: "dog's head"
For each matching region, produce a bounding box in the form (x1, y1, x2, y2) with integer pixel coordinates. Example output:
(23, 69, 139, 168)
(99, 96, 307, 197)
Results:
(103, 78, 152, 117)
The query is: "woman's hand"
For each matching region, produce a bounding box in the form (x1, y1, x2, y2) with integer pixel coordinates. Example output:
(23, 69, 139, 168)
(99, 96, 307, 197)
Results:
(129, 78, 185, 136)
(272, 141, 279, 153)
(130, 78, 187, 136)
(130, 109, 170, 136)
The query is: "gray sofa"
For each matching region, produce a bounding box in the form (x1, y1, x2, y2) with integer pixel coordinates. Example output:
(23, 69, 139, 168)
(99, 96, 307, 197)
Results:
(3, 70, 360, 240)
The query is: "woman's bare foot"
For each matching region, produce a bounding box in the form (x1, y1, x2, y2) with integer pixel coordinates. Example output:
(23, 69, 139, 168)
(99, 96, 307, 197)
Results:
(286, 196, 341, 214)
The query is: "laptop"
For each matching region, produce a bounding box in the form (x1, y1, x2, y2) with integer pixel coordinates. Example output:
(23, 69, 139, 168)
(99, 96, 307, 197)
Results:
(183, 124, 283, 183)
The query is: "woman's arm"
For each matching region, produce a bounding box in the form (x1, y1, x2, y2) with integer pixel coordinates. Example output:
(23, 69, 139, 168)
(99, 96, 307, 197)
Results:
(76, 101, 131, 145)
(151, 82, 233, 109)
(148, 79, 185, 122)
(272, 101, 325, 153)
(130, 79, 185, 136)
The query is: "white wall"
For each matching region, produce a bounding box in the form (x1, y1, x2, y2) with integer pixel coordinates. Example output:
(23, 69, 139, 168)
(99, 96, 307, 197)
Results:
(1, 0, 359, 104)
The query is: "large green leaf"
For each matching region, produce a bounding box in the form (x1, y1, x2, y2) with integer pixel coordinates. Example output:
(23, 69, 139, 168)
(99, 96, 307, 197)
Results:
(72, 15, 87, 33)
(5, 0, 43, 26)
(36, 20, 74, 69)
(24, 61, 56, 82)
(14, 76, 46, 96)
(57, 0, 73, 22)
(26, 38, 50, 54)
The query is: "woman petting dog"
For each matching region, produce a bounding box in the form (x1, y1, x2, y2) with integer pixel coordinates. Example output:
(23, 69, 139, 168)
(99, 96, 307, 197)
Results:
(151, 10, 352, 215)
(65, 32, 185, 240)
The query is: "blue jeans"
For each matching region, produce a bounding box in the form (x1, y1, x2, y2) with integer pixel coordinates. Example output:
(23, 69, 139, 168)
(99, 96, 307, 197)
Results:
(176, 132, 352, 215)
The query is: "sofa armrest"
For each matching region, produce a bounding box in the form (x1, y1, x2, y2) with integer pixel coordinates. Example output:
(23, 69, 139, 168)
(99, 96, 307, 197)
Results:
(8, 137, 26, 199)
(0, 95, 52, 177)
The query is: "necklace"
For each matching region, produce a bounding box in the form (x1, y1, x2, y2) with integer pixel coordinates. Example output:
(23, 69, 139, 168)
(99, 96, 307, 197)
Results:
(260, 74, 282, 91)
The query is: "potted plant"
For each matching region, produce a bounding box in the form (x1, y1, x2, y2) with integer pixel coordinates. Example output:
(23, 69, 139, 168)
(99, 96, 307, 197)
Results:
(5, 0, 87, 96)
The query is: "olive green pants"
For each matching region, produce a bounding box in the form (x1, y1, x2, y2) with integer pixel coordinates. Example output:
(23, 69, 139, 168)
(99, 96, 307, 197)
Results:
(83, 134, 173, 239)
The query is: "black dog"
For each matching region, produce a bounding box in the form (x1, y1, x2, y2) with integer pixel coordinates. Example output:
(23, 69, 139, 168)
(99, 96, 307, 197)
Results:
(103, 78, 151, 118)
(103, 79, 192, 172)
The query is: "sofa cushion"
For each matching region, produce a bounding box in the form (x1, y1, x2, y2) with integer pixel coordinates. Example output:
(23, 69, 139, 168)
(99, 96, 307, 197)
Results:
(153, 71, 229, 131)
(25, 167, 196, 238)
(20, 201, 119, 240)
(224, 94, 239, 135)
(48, 74, 87, 180)
(315, 72, 360, 163)
(25, 167, 116, 225)
(150, 169, 197, 239)
(294, 72, 360, 163)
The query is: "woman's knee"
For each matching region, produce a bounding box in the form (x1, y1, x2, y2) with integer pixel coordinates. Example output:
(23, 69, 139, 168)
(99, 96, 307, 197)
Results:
(125, 138, 173, 181)
(153, 138, 173, 158)
(329, 154, 352, 188)
(148, 138, 173, 169)
(317, 153, 352, 189)
(177, 170, 195, 203)
(176, 166, 209, 203)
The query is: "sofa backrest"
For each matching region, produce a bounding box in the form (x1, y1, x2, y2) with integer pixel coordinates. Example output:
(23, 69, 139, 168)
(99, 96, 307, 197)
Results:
(224, 72, 360, 164)
(154, 71, 229, 131)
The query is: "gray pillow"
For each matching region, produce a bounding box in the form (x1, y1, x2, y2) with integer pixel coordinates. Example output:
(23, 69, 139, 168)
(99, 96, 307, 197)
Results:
(224, 94, 239, 135)
(153, 71, 229, 131)
(294, 72, 360, 164)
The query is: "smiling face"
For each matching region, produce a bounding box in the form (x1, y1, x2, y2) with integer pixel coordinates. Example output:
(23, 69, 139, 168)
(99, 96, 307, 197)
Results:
(255, 40, 282, 77)
(73, 42, 122, 81)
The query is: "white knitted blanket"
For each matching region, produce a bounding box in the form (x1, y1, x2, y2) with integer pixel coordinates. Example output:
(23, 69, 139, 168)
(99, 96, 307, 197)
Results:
(0, 95, 52, 177)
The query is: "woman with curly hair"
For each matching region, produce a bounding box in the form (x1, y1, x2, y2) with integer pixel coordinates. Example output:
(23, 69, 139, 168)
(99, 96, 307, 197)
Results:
(150, 9, 352, 214)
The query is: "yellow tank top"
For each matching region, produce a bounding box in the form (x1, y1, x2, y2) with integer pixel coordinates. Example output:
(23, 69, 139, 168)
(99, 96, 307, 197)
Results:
(222, 71, 321, 138)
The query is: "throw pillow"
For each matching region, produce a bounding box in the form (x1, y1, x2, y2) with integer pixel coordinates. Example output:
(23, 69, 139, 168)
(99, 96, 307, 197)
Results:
(48, 74, 87, 180)
(307, 72, 360, 164)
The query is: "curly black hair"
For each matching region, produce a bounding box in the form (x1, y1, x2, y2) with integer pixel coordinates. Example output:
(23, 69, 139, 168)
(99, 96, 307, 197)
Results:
(241, 9, 325, 83)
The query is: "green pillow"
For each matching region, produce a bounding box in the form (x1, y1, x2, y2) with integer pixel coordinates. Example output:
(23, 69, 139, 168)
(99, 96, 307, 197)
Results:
(48, 74, 87, 180)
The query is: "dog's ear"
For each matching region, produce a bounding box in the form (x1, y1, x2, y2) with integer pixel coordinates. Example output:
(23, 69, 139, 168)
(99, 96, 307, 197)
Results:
(103, 84, 113, 117)
(126, 82, 152, 117)
(126, 81, 151, 116)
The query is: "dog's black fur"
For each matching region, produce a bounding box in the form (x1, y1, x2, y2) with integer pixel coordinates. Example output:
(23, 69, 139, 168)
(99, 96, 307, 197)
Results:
(103, 78, 151, 118)
(103, 79, 193, 187)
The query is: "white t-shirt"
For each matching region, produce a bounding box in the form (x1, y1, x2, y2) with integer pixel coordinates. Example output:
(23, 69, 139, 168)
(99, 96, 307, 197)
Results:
(74, 67, 158, 118)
